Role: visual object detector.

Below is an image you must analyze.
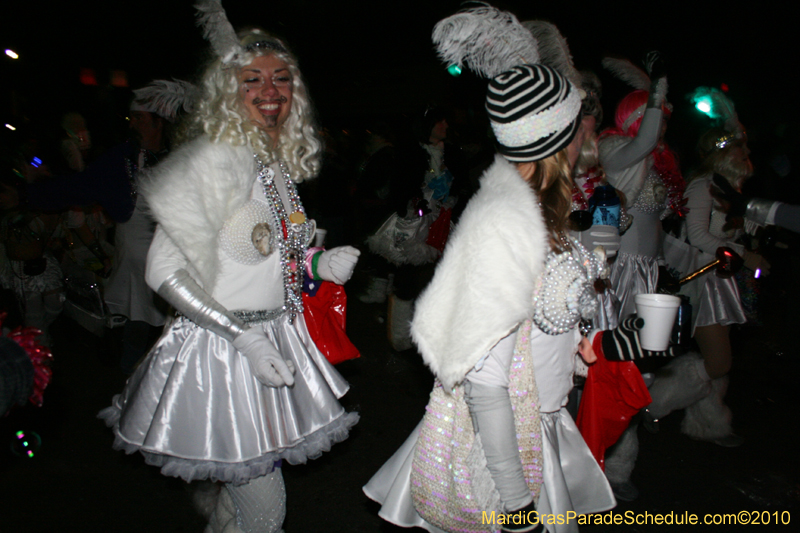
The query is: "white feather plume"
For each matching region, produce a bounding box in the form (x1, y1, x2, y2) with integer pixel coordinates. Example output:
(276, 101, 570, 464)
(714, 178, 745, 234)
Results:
(432, 3, 539, 79)
(133, 80, 198, 121)
(522, 20, 580, 87)
(195, 0, 242, 63)
(601, 57, 651, 91)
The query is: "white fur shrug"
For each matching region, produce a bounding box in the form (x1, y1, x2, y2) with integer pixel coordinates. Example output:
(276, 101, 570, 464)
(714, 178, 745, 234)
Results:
(141, 137, 257, 292)
(410, 155, 549, 390)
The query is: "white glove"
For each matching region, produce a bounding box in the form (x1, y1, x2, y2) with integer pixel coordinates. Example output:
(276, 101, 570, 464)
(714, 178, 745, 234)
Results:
(232, 326, 295, 387)
(580, 224, 620, 258)
(316, 246, 360, 285)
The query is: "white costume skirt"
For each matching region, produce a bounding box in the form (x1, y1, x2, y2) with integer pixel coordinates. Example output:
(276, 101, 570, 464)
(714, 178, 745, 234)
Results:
(662, 235, 746, 333)
(609, 252, 659, 320)
(364, 410, 615, 533)
(99, 313, 358, 486)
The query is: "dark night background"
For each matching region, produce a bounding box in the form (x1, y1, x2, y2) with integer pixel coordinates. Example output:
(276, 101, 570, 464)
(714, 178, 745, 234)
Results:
(2, 0, 798, 185)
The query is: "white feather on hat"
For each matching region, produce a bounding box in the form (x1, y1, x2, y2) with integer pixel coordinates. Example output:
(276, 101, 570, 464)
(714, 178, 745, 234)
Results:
(432, 3, 539, 79)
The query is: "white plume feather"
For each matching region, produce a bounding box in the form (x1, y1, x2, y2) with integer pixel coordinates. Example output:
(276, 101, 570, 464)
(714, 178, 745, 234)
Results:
(601, 57, 651, 91)
(195, 0, 242, 63)
(522, 20, 580, 87)
(432, 3, 539, 79)
(133, 80, 198, 121)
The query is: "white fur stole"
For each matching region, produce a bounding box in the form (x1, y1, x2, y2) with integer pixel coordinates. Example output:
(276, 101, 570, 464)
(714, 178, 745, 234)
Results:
(141, 137, 256, 292)
(411, 155, 548, 390)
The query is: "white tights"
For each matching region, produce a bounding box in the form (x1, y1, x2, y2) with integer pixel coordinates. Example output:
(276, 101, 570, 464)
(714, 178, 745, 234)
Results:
(207, 468, 286, 533)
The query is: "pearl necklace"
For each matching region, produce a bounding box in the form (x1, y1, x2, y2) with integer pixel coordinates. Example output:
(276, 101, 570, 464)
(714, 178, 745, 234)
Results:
(256, 157, 312, 323)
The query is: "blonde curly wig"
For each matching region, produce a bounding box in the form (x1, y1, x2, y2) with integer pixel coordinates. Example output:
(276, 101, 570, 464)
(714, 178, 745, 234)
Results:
(179, 29, 322, 182)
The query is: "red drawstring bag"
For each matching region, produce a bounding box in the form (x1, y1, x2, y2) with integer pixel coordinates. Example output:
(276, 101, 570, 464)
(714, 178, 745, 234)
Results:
(302, 280, 360, 365)
(425, 207, 452, 253)
(576, 332, 652, 470)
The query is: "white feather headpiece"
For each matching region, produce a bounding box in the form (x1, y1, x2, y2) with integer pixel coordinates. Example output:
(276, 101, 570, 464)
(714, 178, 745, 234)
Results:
(601, 57, 650, 91)
(432, 3, 539, 79)
(522, 20, 580, 89)
(132, 80, 198, 121)
(195, 0, 243, 64)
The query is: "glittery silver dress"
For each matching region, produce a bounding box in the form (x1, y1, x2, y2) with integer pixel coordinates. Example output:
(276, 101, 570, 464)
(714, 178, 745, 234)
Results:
(100, 159, 358, 485)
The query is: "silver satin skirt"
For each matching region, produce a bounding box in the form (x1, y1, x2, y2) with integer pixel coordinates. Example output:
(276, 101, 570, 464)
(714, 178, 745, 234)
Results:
(99, 313, 358, 485)
(662, 235, 746, 334)
(609, 252, 659, 320)
(364, 410, 615, 533)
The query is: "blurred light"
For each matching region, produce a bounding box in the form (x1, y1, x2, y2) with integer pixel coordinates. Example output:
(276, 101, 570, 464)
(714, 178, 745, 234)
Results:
(80, 67, 98, 86)
(754, 268, 761, 279)
(5, 124, 16, 131)
(446, 64, 462, 77)
(720, 83, 729, 92)
(5, 49, 19, 59)
(695, 98, 712, 115)
(110, 69, 129, 88)
(31, 157, 42, 168)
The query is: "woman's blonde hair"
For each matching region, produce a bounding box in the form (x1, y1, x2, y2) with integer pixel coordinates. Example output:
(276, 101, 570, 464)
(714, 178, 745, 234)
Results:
(177, 29, 322, 182)
(693, 127, 753, 189)
(527, 148, 573, 250)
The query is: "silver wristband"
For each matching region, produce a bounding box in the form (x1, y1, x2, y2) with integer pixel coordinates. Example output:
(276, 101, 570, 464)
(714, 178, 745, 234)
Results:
(157, 269, 247, 341)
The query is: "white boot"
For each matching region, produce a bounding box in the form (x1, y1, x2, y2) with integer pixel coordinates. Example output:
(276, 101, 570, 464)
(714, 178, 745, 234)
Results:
(358, 276, 390, 303)
(604, 423, 639, 501)
(647, 353, 712, 421)
(682, 376, 741, 446)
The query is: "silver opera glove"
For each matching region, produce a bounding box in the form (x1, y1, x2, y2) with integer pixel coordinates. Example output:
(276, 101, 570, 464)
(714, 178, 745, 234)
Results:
(157, 269, 247, 342)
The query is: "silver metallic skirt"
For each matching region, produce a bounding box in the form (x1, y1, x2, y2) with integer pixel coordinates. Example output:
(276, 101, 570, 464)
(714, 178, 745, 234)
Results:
(609, 252, 660, 320)
(99, 313, 358, 485)
(663, 235, 746, 333)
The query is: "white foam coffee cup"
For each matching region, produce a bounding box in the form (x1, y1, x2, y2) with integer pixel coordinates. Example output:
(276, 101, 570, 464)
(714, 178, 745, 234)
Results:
(314, 228, 327, 247)
(634, 294, 681, 351)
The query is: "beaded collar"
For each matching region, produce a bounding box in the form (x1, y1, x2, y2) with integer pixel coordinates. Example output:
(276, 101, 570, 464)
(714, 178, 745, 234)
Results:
(532, 237, 602, 335)
(256, 157, 313, 322)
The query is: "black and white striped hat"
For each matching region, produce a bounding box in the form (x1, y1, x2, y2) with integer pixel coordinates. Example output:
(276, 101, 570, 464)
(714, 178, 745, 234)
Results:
(486, 64, 582, 162)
